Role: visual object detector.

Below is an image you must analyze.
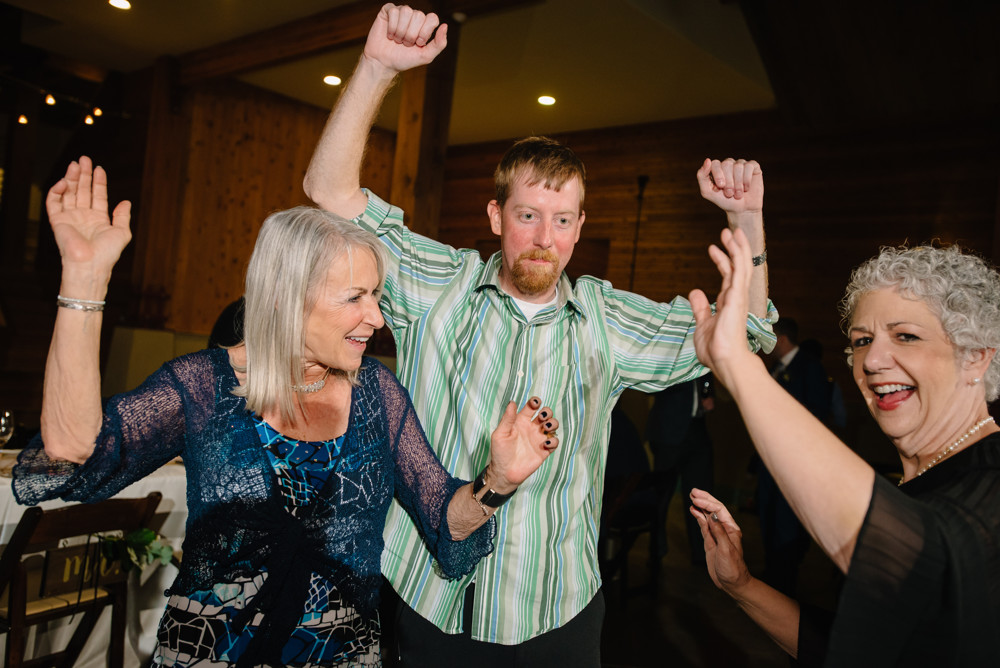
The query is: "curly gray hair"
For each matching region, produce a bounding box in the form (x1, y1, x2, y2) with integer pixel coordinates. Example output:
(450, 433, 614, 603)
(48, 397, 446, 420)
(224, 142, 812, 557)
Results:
(839, 244, 1000, 401)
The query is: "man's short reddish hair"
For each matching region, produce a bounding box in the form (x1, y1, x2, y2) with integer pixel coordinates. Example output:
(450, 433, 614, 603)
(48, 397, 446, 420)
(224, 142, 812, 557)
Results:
(494, 136, 586, 209)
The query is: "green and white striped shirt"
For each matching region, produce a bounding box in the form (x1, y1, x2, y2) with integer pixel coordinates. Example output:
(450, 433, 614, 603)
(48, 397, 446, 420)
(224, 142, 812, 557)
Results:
(359, 191, 777, 644)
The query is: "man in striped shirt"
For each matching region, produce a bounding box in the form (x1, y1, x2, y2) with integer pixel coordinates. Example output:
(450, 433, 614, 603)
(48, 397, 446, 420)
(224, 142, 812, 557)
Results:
(304, 5, 776, 665)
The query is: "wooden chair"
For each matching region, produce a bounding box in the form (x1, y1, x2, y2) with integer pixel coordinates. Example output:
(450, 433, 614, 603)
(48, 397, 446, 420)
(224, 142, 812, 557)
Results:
(0, 492, 162, 668)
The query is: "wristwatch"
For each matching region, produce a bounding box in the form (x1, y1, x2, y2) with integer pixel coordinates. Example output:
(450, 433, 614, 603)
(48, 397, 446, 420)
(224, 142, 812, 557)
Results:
(473, 467, 516, 508)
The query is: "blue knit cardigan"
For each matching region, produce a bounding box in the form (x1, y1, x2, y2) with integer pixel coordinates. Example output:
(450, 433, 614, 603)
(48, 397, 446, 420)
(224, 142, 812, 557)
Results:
(14, 350, 494, 661)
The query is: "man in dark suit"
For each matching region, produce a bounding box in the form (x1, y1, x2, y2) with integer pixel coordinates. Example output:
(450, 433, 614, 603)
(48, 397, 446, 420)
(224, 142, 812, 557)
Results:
(647, 375, 715, 565)
(757, 317, 831, 596)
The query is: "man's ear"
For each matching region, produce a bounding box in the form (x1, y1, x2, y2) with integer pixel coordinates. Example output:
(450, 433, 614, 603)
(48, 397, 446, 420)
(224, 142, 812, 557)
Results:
(575, 209, 585, 243)
(488, 200, 503, 236)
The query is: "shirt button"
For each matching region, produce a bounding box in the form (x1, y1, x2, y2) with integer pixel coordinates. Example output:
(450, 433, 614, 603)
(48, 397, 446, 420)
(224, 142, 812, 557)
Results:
(516, 370, 524, 378)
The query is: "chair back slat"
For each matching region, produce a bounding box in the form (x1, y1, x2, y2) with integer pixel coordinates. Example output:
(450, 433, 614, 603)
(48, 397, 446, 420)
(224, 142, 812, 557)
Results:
(26, 493, 162, 547)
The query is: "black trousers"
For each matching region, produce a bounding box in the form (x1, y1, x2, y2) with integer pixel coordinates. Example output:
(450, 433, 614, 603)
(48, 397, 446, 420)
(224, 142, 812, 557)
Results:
(392, 584, 604, 667)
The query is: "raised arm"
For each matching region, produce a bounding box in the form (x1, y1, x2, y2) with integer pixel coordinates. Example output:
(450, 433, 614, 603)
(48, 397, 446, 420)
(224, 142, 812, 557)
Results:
(696, 158, 768, 318)
(303, 3, 448, 217)
(688, 228, 874, 573)
(41, 157, 132, 463)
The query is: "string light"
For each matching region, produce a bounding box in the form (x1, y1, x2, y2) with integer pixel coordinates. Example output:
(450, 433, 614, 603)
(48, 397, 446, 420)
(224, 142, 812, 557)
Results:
(538, 95, 556, 106)
(1, 73, 128, 127)
(109, 0, 131, 9)
(323, 75, 342, 86)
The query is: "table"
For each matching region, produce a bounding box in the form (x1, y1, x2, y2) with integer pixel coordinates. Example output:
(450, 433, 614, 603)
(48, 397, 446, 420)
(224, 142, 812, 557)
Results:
(0, 457, 188, 666)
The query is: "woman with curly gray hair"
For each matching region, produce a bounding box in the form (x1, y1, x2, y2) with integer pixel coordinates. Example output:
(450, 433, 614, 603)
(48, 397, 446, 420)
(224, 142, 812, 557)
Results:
(687, 231, 1000, 667)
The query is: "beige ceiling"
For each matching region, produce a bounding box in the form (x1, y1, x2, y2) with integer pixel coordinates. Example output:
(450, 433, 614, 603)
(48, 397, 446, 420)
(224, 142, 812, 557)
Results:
(6, 0, 775, 145)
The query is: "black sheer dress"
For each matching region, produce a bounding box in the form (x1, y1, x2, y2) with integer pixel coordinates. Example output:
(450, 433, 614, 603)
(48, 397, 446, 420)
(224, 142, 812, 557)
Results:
(798, 432, 1000, 666)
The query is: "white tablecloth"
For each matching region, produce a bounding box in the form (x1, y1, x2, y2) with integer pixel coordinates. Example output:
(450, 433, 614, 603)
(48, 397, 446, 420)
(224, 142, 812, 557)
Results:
(0, 459, 188, 666)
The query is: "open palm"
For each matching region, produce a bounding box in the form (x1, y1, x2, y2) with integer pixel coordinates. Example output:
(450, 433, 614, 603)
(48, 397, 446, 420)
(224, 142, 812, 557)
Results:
(46, 156, 132, 273)
(689, 228, 759, 387)
(489, 397, 559, 488)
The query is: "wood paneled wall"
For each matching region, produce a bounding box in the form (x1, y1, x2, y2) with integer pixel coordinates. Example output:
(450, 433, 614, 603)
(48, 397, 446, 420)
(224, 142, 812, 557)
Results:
(131, 79, 394, 334)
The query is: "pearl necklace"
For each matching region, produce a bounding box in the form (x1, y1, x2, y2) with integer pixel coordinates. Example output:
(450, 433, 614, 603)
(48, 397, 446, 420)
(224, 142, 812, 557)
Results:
(291, 368, 331, 394)
(900, 416, 995, 486)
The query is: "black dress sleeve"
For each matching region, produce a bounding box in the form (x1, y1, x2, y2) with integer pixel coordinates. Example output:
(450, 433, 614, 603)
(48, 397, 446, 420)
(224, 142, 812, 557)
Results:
(795, 603, 834, 667)
(823, 473, 999, 666)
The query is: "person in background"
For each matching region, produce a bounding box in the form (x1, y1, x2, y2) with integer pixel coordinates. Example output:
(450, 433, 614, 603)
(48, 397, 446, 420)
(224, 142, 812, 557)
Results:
(14, 156, 559, 667)
(689, 237, 1000, 666)
(647, 374, 715, 565)
(302, 4, 776, 665)
(756, 316, 831, 596)
(208, 296, 245, 349)
(799, 337, 848, 434)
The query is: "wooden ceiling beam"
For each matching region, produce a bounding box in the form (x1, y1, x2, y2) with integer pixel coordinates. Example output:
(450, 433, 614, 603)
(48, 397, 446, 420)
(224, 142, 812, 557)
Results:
(177, 0, 382, 85)
(177, 0, 540, 86)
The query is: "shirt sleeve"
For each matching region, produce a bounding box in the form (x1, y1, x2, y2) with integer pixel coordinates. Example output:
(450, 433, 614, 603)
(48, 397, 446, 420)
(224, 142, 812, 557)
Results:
(356, 190, 483, 329)
(600, 280, 778, 392)
(13, 354, 206, 506)
(373, 360, 495, 579)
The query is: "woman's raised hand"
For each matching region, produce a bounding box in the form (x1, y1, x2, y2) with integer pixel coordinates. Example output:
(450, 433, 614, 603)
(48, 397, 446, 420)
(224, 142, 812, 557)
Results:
(46, 156, 132, 278)
(487, 397, 559, 491)
(688, 227, 760, 388)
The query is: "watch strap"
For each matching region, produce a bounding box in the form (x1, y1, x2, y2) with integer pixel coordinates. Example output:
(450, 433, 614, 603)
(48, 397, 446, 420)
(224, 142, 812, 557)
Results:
(473, 467, 516, 508)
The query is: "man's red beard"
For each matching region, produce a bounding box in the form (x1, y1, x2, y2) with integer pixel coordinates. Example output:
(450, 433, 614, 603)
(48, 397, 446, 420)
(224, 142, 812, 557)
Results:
(510, 249, 560, 295)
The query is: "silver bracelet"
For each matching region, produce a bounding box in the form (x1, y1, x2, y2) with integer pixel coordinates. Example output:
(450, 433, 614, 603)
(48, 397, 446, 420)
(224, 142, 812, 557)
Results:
(470, 482, 489, 517)
(57, 297, 105, 312)
(57, 294, 106, 305)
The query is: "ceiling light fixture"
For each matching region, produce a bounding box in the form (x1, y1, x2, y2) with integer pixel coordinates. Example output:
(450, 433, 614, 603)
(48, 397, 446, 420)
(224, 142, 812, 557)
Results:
(93, 107, 103, 117)
(45, 94, 56, 105)
(17, 115, 28, 125)
(323, 75, 342, 86)
(84, 115, 94, 125)
(109, 0, 131, 9)
(538, 95, 556, 106)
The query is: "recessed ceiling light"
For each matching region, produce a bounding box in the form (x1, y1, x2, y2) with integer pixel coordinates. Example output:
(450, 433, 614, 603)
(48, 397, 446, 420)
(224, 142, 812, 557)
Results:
(109, 0, 131, 9)
(45, 94, 56, 105)
(323, 75, 342, 86)
(538, 95, 556, 106)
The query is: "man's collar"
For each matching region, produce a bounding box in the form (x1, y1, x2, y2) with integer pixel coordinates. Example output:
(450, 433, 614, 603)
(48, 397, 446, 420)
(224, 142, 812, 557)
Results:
(779, 346, 799, 368)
